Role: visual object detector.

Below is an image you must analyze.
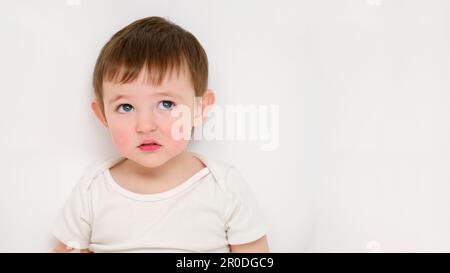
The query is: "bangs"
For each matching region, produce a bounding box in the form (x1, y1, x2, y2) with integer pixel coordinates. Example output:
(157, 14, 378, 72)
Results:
(103, 41, 189, 87)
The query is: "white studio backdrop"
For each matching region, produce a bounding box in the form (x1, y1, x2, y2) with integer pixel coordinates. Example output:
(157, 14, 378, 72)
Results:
(0, 0, 449, 252)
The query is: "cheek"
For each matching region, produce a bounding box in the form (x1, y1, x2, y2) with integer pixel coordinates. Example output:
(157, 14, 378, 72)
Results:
(161, 119, 190, 148)
(111, 129, 130, 149)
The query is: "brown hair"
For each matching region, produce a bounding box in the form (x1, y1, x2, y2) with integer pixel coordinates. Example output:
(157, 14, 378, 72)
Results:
(92, 16, 208, 115)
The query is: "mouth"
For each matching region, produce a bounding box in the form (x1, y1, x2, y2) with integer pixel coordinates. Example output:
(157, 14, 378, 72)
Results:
(137, 141, 162, 152)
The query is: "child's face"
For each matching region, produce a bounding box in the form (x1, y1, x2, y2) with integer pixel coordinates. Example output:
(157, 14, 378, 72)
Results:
(92, 67, 212, 169)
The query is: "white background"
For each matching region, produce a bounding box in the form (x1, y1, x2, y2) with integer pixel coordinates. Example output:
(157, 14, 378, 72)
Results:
(0, 0, 449, 252)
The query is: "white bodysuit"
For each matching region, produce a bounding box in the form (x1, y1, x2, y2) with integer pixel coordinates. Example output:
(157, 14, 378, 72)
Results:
(52, 153, 268, 253)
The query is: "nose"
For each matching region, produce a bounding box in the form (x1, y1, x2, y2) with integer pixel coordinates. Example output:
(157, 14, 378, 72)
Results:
(136, 110, 157, 133)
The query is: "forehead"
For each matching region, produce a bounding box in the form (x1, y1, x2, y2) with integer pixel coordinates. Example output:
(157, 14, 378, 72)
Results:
(103, 66, 194, 100)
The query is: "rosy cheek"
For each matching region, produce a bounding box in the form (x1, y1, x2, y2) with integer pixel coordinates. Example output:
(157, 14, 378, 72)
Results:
(111, 130, 130, 149)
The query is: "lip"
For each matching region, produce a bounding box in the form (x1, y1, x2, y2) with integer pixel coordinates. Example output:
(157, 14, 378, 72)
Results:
(138, 139, 161, 146)
(138, 143, 161, 152)
(137, 139, 162, 152)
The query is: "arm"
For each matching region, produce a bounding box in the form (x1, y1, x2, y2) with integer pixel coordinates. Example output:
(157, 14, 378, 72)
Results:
(229, 235, 270, 253)
(52, 240, 92, 253)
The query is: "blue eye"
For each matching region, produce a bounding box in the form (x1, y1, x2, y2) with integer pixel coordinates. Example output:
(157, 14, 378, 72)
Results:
(117, 104, 134, 113)
(158, 100, 176, 110)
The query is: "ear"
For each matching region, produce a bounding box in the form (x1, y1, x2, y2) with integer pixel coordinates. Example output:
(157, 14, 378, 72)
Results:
(91, 98, 109, 128)
(194, 89, 215, 126)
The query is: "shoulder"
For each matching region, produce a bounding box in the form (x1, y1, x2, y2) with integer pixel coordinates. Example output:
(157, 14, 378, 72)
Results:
(192, 152, 249, 196)
(75, 155, 125, 192)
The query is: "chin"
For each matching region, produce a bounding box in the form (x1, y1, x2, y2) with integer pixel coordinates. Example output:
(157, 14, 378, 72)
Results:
(135, 155, 170, 168)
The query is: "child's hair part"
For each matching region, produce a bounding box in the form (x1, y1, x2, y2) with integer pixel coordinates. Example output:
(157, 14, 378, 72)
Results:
(92, 16, 208, 115)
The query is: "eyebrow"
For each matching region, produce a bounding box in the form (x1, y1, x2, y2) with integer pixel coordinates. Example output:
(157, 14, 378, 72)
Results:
(109, 92, 181, 104)
(109, 94, 130, 104)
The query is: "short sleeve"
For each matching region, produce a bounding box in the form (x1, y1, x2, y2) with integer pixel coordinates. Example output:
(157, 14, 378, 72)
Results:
(52, 178, 92, 249)
(223, 167, 268, 245)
